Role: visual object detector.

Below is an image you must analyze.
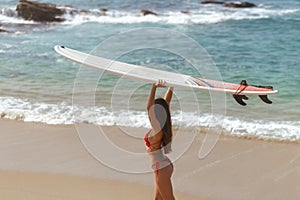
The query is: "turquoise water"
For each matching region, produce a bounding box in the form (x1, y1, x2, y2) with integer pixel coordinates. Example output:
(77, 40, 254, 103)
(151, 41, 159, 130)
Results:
(0, 0, 299, 141)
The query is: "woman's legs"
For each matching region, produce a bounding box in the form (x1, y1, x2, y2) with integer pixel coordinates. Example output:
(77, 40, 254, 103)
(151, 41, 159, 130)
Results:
(154, 180, 163, 200)
(154, 163, 175, 200)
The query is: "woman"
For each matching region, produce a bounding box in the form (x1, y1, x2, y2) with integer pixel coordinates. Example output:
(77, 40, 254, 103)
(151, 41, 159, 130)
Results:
(144, 80, 175, 200)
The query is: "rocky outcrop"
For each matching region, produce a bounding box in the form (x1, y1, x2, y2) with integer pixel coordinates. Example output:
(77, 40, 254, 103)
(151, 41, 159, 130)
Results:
(99, 8, 108, 13)
(0, 29, 8, 33)
(0, 28, 13, 33)
(201, 1, 256, 8)
(201, 0, 224, 4)
(181, 10, 190, 14)
(140, 9, 158, 16)
(0, 24, 8, 33)
(16, 0, 109, 22)
(16, 0, 65, 22)
(224, 2, 256, 8)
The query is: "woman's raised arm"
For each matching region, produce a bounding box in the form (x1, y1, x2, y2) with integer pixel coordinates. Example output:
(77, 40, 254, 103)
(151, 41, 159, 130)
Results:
(147, 83, 157, 111)
(164, 87, 174, 105)
(147, 80, 166, 111)
(147, 80, 166, 131)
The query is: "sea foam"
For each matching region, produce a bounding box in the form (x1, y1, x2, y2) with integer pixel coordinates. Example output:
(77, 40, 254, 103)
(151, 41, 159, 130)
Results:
(60, 7, 300, 25)
(1, 96, 299, 142)
(1, 5, 299, 26)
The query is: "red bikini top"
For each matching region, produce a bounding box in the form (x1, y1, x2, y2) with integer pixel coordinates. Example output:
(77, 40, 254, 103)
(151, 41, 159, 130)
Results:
(144, 130, 151, 147)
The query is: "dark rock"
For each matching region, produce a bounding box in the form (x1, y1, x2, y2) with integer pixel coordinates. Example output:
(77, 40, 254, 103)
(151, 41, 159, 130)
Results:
(16, 0, 65, 22)
(224, 2, 256, 8)
(201, 1, 256, 8)
(140, 9, 158, 16)
(0, 28, 13, 33)
(78, 9, 90, 14)
(99, 8, 108, 16)
(100, 8, 108, 13)
(0, 24, 10, 33)
(201, 0, 224, 4)
(181, 10, 190, 14)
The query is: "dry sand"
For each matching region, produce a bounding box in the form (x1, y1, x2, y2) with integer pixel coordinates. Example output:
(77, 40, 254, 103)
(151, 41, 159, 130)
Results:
(0, 119, 299, 200)
(0, 170, 200, 200)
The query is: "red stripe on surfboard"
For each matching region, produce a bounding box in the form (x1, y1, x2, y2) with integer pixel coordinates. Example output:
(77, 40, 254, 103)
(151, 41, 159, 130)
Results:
(194, 78, 274, 92)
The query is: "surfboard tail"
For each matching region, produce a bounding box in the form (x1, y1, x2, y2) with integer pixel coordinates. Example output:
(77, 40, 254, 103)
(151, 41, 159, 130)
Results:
(232, 80, 274, 106)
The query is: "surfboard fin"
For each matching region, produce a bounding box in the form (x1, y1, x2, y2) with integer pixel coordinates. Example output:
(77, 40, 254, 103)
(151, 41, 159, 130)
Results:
(233, 94, 249, 106)
(259, 95, 272, 104)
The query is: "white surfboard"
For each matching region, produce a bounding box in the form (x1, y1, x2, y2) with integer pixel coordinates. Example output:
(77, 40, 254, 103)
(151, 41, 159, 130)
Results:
(54, 45, 277, 106)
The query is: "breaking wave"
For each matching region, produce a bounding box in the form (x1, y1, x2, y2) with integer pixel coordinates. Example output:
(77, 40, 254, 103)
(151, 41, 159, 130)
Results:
(1, 96, 299, 142)
(60, 6, 300, 25)
(1, 5, 299, 26)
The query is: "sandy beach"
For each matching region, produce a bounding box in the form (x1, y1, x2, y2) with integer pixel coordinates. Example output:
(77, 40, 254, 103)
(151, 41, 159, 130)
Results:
(0, 170, 202, 200)
(0, 170, 153, 200)
(1, 0, 300, 199)
(0, 118, 299, 200)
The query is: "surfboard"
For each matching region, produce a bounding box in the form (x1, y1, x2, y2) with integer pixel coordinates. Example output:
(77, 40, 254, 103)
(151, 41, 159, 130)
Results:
(54, 45, 277, 106)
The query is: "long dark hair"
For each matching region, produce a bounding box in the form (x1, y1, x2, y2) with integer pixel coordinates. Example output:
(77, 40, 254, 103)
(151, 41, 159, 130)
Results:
(154, 98, 172, 154)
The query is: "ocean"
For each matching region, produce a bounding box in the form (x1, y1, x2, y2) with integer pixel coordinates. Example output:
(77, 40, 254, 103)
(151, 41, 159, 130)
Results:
(0, 0, 299, 142)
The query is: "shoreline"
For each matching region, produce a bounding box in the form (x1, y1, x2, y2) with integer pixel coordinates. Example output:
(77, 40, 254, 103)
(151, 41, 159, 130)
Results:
(0, 119, 299, 199)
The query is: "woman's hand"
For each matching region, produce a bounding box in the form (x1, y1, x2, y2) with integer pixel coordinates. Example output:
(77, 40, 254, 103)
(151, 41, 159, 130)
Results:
(155, 79, 167, 88)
